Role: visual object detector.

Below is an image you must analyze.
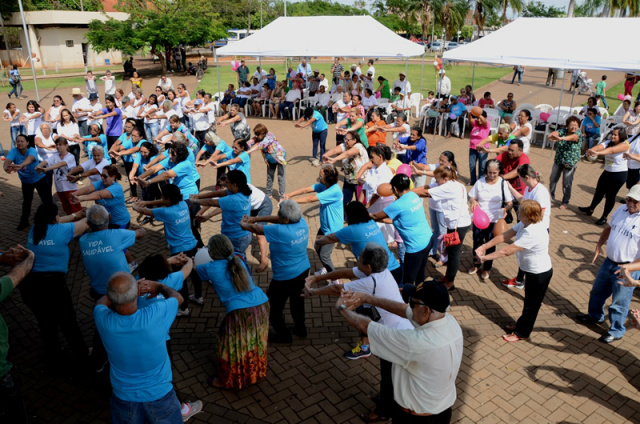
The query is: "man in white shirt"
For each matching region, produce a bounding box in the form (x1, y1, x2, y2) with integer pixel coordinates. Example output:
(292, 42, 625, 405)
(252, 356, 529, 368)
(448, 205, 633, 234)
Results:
(87, 93, 103, 128)
(351, 64, 361, 79)
(296, 59, 312, 84)
(327, 85, 345, 123)
(85, 71, 98, 99)
(336, 279, 463, 422)
(71, 87, 91, 136)
(393, 72, 412, 97)
(577, 186, 640, 344)
(437, 69, 451, 99)
(280, 87, 301, 120)
(312, 85, 331, 117)
(100, 70, 116, 97)
(319, 74, 329, 91)
(189, 99, 211, 146)
(157, 75, 174, 92)
(252, 66, 268, 83)
(388, 89, 411, 122)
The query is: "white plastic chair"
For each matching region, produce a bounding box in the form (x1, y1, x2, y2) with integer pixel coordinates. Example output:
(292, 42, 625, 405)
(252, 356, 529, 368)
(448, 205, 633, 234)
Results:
(599, 107, 610, 119)
(488, 114, 501, 135)
(535, 104, 553, 113)
(571, 106, 582, 115)
(613, 103, 623, 116)
(542, 112, 568, 149)
(410, 93, 424, 118)
(519, 103, 535, 112)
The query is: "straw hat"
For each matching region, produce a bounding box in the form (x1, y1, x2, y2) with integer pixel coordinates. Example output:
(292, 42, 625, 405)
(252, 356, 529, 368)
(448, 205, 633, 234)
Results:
(71, 88, 84, 96)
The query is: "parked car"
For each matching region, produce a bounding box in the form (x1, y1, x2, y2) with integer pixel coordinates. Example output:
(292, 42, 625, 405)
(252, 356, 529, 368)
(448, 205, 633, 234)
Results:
(430, 41, 444, 51)
(445, 42, 459, 50)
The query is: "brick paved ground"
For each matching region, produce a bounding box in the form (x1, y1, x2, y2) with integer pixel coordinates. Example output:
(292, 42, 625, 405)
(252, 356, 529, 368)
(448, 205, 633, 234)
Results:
(1, 65, 639, 424)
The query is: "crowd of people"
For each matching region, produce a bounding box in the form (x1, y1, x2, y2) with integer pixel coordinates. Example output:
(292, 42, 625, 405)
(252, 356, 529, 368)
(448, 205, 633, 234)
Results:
(1, 59, 640, 424)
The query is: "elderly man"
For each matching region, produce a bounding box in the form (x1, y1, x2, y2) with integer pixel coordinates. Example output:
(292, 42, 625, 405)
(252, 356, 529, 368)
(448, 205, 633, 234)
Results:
(338, 280, 463, 423)
(87, 93, 103, 128)
(393, 72, 412, 97)
(496, 139, 530, 197)
(297, 59, 312, 83)
(306, 243, 412, 421)
(312, 85, 331, 117)
(577, 186, 640, 343)
(0, 245, 34, 423)
(156, 75, 174, 92)
(436, 69, 451, 99)
(327, 84, 345, 123)
(387, 88, 411, 123)
(71, 87, 91, 137)
(308, 69, 321, 96)
(80, 204, 145, 370)
(444, 95, 466, 138)
(95, 272, 203, 422)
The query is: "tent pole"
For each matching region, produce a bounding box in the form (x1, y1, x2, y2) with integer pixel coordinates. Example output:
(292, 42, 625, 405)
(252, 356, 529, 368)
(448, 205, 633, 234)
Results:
(215, 49, 221, 110)
(405, 58, 408, 78)
(259, 56, 262, 70)
(420, 53, 425, 96)
(550, 70, 567, 157)
(471, 62, 476, 96)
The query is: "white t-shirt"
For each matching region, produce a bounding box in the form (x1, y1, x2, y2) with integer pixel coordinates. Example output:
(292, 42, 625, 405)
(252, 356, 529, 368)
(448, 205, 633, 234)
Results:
(628, 137, 640, 170)
(81, 158, 110, 183)
(314, 92, 331, 107)
(515, 121, 533, 154)
(393, 79, 412, 95)
(23, 112, 42, 135)
(363, 162, 394, 204)
(177, 92, 190, 113)
(72, 97, 91, 122)
(47, 105, 63, 130)
(362, 95, 378, 109)
(602, 140, 630, 173)
(335, 100, 352, 122)
(102, 76, 116, 95)
(191, 111, 210, 132)
(319, 78, 329, 91)
(468, 177, 513, 223)
(523, 183, 551, 229)
(143, 104, 159, 124)
(389, 122, 411, 141)
(429, 181, 472, 229)
(57, 122, 80, 146)
(88, 102, 103, 127)
(248, 184, 266, 210)
(48, 152, 77, 192)
(427, 164, 442, 212)
(85, 77, 98, 95)
(607, 205, 640, 263)
(350, 267, 413, 330)
(513, 221, 552, 273)
(36, 133, 57, 162)
(3, 108, 21, 127)
(285, 89, 301, 102)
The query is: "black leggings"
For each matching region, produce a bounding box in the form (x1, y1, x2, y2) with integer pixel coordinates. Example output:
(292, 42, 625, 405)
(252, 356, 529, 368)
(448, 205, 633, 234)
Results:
(445, 225, 470, 283)
(122, 161, 137, 198)
(267, 268, 310, 338)
(472, 222, 496, 271)
(175, 246, 203, 311)
(514, 268, 553, 338)
(589, 170, 628, 219)
(20, 177, 53, 224)
(403, 244, 432, 286)
(627, 168, 640, 189)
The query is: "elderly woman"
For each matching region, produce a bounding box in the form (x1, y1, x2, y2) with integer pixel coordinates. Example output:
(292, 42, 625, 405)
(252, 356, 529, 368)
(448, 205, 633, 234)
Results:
(34, 122, 58, 171)
(468, 159, 513, 279)
(72, 122, 108, 161)
(580, 128, 630, 226)
(24, 203, 89, 368)
(247, 123, 287, 198)
(268, 81, 285, 118)
(498, 93, 517, 123)
(476, 200, 553, 342)
(35, 137, 82, 215)
(67, 145, 110, 184)
(548, 115, 582, 209)
(285, 164, 343, 276)
(195, 234, 269, 389)
(622, 101, 640, 137)
(132, 184, 202, 316)
(240, 200, 310, 343)
(370, 173, 433, 286)
(323, 132, 369, 207)
(4, 134, 53, 230)
(216, 103, 251, 141)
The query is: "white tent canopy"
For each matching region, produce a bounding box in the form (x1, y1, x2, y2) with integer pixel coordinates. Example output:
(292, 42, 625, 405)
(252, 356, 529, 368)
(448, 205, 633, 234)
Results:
(217, 16, 425, 58)
(443, 17, 640, 72)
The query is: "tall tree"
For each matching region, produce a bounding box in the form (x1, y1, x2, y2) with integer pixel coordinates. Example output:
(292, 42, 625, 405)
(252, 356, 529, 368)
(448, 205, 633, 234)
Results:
(501, 0, 524, 21)
(522, 1, 563, 16)
(86, 0, 227, 74)
(433, 0, 470, 40)
(473, 0, 499, 38)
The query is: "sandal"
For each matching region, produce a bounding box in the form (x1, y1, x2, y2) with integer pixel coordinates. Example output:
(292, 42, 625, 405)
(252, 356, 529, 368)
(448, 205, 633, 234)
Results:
(359, 411, 390, 423)
(502, 332, 526, 342)
(434, 260, 445, 268)
(467, 267, 478, 275)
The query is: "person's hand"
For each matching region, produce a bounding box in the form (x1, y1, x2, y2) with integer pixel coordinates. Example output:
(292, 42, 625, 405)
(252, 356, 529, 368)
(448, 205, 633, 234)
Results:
(195, 213, 210, 223)
(586, 149, 597, 158)
(67, 174, 80, 183)
(0, 245, 30, 266)
(11, 163, 23, 171)
(470, 200, 478, 211)
(189, 194, 199, 203)
(138, 279, 161, 298)
(623, 152, 633, 160)
(615, 266, 638, 288)
(630, 309, 640, 330)
(592, 244, 602, 264)
(341, 289, 364, 310)
(241, 215, 256, 224)
(282, 193, 291, 200)
(137, 178, 149, 188)
(475, 246, 486, 262)
(70, 193, 81, 205)
(476, 145, 489, 153)
(129, 173, 137, 185)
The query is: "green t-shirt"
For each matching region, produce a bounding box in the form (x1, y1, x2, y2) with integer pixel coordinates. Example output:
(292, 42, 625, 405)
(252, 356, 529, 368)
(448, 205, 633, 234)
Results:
(380, 80, 391, 99)
(596, 81, 606, 96)
(347, 118, 369, 147)
(0, 276, 15, 377)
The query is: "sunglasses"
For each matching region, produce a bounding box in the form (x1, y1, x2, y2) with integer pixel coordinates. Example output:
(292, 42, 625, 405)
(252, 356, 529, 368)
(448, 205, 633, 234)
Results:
(101, 174, 109, 179)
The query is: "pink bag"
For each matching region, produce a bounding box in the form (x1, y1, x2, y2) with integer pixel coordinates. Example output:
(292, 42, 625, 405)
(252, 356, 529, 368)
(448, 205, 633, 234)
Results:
(375, 92, 381, 99)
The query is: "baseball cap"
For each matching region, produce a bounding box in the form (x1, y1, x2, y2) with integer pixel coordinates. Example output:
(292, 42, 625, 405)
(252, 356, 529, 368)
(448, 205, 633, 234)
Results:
(412, 281, 450, 313)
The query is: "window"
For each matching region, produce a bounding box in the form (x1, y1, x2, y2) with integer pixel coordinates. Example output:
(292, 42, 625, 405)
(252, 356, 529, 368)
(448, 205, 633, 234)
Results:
(66, 40, 74, 47)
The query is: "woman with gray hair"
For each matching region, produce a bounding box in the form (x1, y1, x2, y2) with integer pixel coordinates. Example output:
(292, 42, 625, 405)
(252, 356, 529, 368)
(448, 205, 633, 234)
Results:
(67, 145, 110, 184)
(195, 234, 269, 389)
(241, 199, 311, 343)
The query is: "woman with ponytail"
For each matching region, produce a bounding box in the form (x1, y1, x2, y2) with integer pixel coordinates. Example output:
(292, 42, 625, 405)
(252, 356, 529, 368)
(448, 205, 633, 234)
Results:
(195, 234, 269, 390)
(23, 203, 89, 369)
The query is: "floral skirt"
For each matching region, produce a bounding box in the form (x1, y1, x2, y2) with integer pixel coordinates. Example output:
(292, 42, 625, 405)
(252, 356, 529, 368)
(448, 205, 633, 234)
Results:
(217, 302, 269, 390)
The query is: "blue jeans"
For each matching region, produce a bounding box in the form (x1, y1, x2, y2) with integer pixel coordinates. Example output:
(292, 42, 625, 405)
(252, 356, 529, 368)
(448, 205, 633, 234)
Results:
(511, 70, 522, 84)
(230, 232, 253, 267)
(312, 129, 327, 160)
(600, 95, 608, 109)
(144, 122, 159, 142)
(585, 133, 599, 150)
(280, 101, 295, 119)
(587, 258, 638, 338)
(8, 81, 22, 98)
(111, 389, 182, 424)
(469, 148, 487, 185)
(429, 208, 446, 257)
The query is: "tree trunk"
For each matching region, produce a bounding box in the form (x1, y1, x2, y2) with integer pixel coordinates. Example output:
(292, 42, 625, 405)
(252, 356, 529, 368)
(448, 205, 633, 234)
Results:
(247, 0, 253, 32)
(567, 0, 576, 17)
(502, 0, 507, 22)
(152, 46, 167, 75)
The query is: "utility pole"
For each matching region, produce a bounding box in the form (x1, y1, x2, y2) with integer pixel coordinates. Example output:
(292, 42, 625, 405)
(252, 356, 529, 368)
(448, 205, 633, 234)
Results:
(18, 0, 40, 101)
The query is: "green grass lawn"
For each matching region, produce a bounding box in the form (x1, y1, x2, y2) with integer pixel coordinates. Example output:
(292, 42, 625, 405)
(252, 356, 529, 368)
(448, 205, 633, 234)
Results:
(196, 61, 512, 97)
(0, 76, 89, 93)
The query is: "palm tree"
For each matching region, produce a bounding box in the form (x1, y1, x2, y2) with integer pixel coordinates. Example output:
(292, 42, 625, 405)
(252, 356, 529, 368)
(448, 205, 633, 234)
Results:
(433, 0, 470, 40)
(405, 0, 435, 44)
(473, 0, 499, 38)
(501, 0, 523, 21)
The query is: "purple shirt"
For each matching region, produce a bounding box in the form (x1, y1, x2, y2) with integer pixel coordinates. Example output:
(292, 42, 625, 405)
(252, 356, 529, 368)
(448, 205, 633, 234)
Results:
(102, 107, 122, 137)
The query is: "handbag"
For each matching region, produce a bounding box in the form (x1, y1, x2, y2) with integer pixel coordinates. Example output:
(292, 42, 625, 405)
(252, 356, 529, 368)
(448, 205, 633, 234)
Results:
(442, 184, 465, 247)
(356, 276, 381, 322)
(494, 179, 508, 236)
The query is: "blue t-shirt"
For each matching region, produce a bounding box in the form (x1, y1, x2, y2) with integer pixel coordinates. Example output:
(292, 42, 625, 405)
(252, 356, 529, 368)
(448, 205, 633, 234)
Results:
(266, 73, 277, 90)
(117, 132, 136, 163)
(450, 102, 466, 118)
(583, 115, 601, 135)
(335, 221, 400, 271)
(201, 144, 215, 155)
(85, 134, 108, 160)
(27, 223, 75, 273)
(80, 229, 136, 294)
(102, 107, 123, 137)
(196, 260, 267, 313)
(94, 297, 177, 402)
(152, 202, 197, 254)
(137, 271, 185, 309)
(313, 183, 344, 234)
(214, 140, 233, 157)
(134, 153, 158, 176)
(384, 192, 432, 253)
(160, 157, 199, 200)
(225, 151, 251, 184)
(7, 147, 43, 184)
(403, 137, 427, 164)
(92, 181, 131, 226)
(311, 110, 328, 133)
(263, 219, 311, 280)
(218, 191, 251, 240)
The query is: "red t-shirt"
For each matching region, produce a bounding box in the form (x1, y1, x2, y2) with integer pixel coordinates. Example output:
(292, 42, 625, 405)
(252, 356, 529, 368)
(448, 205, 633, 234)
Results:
(496, 152, 530, 194)
(479, 98, 494, 108)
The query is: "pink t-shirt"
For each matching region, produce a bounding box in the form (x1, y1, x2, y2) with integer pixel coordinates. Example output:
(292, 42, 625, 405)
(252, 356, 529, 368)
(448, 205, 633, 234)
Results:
(470, 122, 491, 149)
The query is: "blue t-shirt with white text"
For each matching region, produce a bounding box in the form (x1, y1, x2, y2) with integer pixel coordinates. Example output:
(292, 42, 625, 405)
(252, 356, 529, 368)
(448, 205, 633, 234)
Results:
(384, 192, 431, 253)
(335, 221, 400, 271)
(263, 219, 311, 280)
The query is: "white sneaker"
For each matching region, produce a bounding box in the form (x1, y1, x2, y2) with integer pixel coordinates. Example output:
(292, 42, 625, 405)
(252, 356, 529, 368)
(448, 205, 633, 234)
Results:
(176, 308, 190, 317)
(182, 400, 203, 422)
(189, 294, 204, 305)
(129, 261, 138, 273)
(314, 267, 327, 276)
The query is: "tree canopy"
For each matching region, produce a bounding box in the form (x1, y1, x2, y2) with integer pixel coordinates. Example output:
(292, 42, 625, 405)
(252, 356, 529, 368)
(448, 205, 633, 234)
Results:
(522, 1, 564, 16)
